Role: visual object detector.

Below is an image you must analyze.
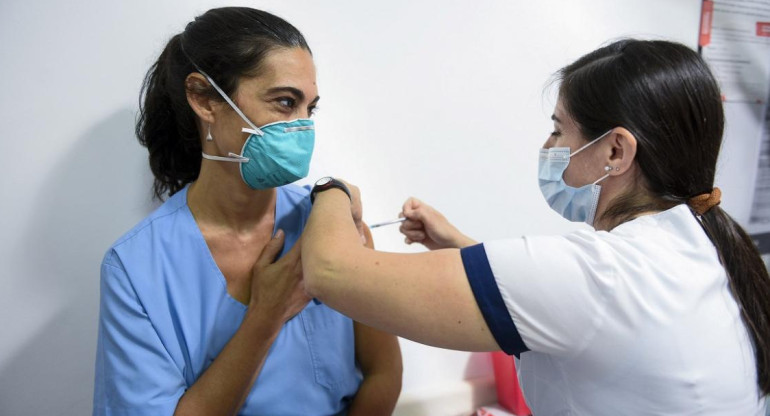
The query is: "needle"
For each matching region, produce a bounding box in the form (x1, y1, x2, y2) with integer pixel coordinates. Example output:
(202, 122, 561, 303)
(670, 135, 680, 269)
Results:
(369, 217, 407, 229)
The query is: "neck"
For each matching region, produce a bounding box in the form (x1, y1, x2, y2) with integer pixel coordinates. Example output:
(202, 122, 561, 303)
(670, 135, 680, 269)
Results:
(592, 182, 667, 232)
(591, 167, 663, 232)
(187, 159, 277, 231)
(594, 208, 664, 231)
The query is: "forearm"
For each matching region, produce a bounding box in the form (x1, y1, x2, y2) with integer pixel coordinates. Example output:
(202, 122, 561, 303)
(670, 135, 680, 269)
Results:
(455, 234, 478, 249)
(173, 311, 282, 416)
(349, 320, 402, 416)
(348, 371, 402, 416)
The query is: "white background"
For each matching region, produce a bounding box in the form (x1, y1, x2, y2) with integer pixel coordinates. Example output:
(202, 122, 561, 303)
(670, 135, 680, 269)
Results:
(0, 1, 712, 414)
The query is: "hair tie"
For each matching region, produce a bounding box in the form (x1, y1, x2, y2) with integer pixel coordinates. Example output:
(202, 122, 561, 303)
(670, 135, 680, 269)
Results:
(688, 187, 721, 215)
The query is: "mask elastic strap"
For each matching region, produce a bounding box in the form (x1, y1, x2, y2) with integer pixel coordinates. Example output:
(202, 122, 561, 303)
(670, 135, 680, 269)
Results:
(592, 173, 610, 185)
(201, 152, 250, 163)
(192, 66, 264, 136)
(570, 129, 614, 158)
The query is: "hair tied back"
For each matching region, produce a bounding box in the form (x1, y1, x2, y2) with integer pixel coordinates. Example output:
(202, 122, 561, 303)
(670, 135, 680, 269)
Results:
(688, 187, 721, 215)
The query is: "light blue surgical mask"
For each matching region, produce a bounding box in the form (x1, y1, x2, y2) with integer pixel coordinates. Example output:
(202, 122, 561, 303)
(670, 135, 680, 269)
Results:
(538, 130, 612, 225)
(199, 71, 315, 190)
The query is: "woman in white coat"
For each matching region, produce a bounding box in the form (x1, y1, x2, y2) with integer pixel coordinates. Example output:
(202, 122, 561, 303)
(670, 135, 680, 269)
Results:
(301, 39, 770, 415)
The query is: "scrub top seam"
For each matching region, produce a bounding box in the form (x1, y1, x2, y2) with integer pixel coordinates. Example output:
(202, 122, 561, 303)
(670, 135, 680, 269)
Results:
(109, 200, 188, 250)
(98, 391, 185, 413)
(100, 261, 186, 380)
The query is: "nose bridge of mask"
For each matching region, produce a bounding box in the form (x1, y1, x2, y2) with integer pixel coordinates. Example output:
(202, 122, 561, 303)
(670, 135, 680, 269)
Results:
(540, 147, 570, 180)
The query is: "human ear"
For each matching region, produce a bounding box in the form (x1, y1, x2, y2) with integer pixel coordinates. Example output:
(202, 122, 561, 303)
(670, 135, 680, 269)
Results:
(185, 72, 216, 125)
(606, 127, 637, 175)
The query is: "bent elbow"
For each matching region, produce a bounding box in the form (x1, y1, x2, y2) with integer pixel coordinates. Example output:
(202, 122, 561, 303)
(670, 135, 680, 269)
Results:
(302, 248, 338, 299)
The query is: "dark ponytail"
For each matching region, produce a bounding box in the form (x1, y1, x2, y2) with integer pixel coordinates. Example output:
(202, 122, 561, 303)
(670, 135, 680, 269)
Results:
(701, 206, 770, 394)
(136, 7, 310, 199)
(136, 34, 200, 200)
(558, 39, 770, 395)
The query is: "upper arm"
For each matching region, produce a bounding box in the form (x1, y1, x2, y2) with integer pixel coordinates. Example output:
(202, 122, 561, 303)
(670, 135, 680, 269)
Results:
(94, 252, 186, 414)
(353, 226, 403, 376)
(308, 246, 500, 352)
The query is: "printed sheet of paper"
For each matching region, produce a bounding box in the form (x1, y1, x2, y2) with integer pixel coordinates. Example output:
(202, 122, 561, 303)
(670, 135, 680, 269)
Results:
(700, 1, 770, 252)
(701, 0, 770, 103)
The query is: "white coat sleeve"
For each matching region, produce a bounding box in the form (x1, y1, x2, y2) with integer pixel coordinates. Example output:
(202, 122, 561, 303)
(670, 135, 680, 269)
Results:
(460, 232, 615, 357)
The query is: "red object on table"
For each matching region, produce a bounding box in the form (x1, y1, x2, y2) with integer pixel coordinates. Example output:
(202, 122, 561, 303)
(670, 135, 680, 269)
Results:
(491, 351, 531, 415)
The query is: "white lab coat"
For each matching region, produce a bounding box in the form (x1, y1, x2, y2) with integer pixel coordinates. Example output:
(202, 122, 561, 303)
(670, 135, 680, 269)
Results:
(461, 204, 767, 415)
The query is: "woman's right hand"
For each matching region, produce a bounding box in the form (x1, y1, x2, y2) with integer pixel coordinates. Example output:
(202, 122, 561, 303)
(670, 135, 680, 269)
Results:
(399, 197, 476, 250)
(249, 230, 310, 323)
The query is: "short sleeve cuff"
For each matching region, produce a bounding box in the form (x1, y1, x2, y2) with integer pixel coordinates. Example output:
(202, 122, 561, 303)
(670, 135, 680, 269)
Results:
(461, 243, 529, 357)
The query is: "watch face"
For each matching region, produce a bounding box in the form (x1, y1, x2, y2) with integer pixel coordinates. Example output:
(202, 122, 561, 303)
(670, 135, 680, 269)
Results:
(315, 176, 333, 186)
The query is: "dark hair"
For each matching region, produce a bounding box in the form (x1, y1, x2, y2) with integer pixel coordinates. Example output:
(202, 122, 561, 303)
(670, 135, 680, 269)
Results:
(557, 39, 770, 395)
(136, 7, 311, 199)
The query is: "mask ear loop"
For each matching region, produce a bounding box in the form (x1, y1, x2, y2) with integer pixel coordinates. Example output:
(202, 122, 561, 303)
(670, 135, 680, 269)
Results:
(593, 166, 613, 184)
(570, 129, 614, 158)
(570, 130, 614, 185)
(193, 66, 264, 137)
(191, 68, 255, 163)
(201, 152, 249, 163)
(200, 118, 250, 162)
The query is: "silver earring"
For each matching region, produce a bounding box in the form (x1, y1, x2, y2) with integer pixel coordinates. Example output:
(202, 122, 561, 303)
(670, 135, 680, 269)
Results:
(615, 167, 620, 171)
(604, 166, 612, 172)
(206, 126, 214, 141)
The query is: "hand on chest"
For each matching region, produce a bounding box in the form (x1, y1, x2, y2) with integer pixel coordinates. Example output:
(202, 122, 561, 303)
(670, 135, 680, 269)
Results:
(202, 226, 276, 305)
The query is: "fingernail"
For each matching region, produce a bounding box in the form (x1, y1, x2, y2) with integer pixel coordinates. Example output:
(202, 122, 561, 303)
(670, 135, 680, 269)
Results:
(274, 229, 284, 238)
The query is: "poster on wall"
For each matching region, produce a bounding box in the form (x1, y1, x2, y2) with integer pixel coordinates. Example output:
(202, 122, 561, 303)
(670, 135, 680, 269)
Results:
(699, 0, 770, 253)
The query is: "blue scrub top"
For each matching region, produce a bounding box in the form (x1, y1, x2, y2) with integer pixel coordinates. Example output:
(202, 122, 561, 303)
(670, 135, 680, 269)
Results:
(93, 184, 362, 416)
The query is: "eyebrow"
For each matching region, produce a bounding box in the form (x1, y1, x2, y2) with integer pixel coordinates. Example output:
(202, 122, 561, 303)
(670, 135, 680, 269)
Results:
(551, 114, 561, 123)
(265, 86, 320, 105)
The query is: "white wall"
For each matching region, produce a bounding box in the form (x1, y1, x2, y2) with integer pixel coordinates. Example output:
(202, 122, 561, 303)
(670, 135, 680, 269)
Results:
(0, 1, 703, 414)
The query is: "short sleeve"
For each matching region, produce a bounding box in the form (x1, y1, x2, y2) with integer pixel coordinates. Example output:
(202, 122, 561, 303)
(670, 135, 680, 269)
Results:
(93, 250, 185, 416)
(460, 233, 615, 357)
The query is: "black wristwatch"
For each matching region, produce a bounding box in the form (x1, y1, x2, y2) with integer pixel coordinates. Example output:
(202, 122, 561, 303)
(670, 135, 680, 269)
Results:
(310, 176, 351, 204)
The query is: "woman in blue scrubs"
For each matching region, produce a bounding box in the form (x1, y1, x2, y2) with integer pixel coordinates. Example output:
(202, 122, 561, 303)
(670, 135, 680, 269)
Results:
(92, 7, 401, 416)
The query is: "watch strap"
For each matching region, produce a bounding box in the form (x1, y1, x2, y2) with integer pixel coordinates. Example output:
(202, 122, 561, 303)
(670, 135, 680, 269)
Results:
(310, 177, 351, 204)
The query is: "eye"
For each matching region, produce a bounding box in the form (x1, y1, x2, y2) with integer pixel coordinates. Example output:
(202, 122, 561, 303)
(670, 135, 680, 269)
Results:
(276, 97, 296, 109)
(550, 130, 562, 137)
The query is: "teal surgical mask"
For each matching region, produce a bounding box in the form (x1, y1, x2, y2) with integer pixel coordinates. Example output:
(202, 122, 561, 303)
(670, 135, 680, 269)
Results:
(199, 72, 315, 190)
(538, 130, 612, 225)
